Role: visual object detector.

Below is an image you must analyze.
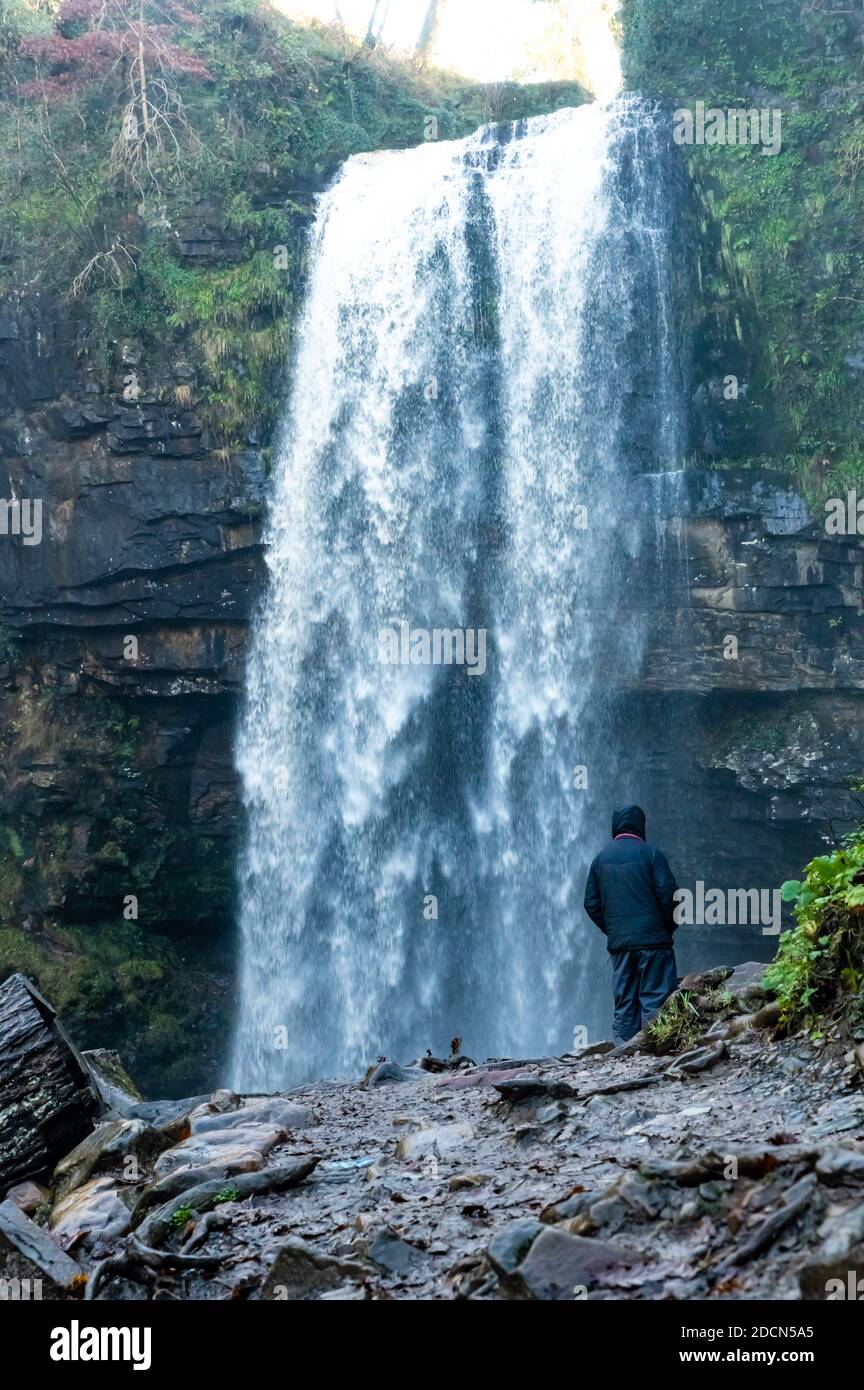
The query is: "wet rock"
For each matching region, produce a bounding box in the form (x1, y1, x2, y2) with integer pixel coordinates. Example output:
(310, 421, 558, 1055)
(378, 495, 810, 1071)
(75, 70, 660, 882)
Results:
(53, 1119, 169, 1201)
(617, 1176, 667, 1217)
(678, 967, 733, 993)
(395, 1122, 473, 1161)
(487, 1219, 545, 1282)
(49, 1176, 135, 1252)
(562, 1041, 616, 1061)
(540, 1190, 595, 1223)
(536, 1100, 570, 1125)
(368, 1226, 423, 1275)
(419, 1054, 475, 1073)
(511, 1227, 643, 1300)
(125, 1096, 210, 1128)
(82, 1049, 144, 1114)
(134, 1157, 319, 1242)
(0, 1198, 83, 1296)
(190, 1097, 315, 1134)
(435, 1065, 534, 1090)
(815, 1147, 864, 1184)
(666, 1040, 727, 1077)
(5, 1181, 48, 1215)
(493, 1078, 577, 1104)
(588, 1196, 629, 1230)
(724, 961, 770, 1010)
(365, 1062, 426, 1088)
(261, 1238, 368, 1300)
(153, 1122, 285, 1181)
(449, 1172, 492, 1191)
(195, 1090, 241, 1115)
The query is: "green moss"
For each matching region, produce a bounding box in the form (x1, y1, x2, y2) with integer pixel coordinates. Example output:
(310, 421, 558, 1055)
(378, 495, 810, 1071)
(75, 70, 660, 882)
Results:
(622, 0, 864, 489)
(0, 917, 232, 1096)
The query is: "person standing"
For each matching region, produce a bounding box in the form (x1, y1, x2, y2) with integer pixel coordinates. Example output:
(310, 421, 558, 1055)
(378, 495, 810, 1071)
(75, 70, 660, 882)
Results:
(583, 804, 679, 1045)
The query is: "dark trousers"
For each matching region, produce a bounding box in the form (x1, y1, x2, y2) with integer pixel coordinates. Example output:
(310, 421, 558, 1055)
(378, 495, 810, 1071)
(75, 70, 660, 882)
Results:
(611, 946, 678, 1044)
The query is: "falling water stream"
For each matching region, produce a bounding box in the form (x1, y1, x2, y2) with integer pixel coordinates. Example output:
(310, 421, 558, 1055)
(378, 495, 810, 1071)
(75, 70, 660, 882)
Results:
(230, 98, 687, 1090)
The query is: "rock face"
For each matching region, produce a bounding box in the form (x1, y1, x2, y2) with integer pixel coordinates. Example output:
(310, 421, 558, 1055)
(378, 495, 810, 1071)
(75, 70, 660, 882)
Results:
(0, 294, 263, 1091)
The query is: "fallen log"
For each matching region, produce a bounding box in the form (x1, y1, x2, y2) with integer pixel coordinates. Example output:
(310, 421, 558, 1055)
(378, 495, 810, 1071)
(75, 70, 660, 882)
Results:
(0, 973, 103, 1196)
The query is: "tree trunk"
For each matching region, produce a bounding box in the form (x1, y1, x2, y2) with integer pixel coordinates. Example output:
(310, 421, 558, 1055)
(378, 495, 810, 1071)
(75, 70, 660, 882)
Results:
(0, 974, 102, 1197)
(416, 0, 444, 59)
(136, 0, 151, 135)
(364, 0, 383, 46)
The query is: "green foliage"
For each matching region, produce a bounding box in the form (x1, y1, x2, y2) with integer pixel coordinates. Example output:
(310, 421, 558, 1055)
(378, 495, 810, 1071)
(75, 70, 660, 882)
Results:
(169, 1205, 195, 1229)
(622, 0, 864, 496)
(0, 0, 587, 450)
(764, 828, 864, 1029)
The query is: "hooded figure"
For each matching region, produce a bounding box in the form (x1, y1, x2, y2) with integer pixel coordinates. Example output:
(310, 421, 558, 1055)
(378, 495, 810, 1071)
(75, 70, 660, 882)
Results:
(583, 804, 679, 1044)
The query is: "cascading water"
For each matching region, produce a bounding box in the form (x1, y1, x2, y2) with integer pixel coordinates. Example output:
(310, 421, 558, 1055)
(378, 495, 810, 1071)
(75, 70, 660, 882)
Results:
(230, 98, 687, 1091)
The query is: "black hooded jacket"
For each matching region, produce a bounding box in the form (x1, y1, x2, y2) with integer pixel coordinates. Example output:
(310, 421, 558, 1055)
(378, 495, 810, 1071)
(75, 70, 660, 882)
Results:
(583, 805, 678, 953)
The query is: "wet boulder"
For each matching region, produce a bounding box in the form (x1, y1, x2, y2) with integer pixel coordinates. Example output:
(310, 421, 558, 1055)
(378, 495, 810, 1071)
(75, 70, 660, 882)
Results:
(49, 1177, 136, 1256)
(261, 1238, 368, 1301)
(0, 1198, 83, 1298)
(190, 1097, 315, 1134)
(82, 1049, 143, 1115)
(53, 1118, 170, 1202)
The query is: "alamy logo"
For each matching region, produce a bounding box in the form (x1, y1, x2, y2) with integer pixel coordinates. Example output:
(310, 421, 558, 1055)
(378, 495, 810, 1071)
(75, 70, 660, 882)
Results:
(825, 491, 864, 536)
(673, 102, 782, 156)
(673, 882, 781, 936)
(378, 620, 487, 676)
(0, 1276, 41, 1299)
(50, 1321, 152, 1371)
(0, 497, 42, 545)
(826, 1272, 864, 1300)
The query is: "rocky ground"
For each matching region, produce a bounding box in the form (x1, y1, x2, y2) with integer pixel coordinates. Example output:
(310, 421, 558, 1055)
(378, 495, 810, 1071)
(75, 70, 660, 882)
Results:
(3, 961, 864, 1302)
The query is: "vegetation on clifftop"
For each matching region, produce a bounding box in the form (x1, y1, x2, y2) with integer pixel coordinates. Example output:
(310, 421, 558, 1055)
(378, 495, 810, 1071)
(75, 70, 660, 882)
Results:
(0, 0, 587, 450)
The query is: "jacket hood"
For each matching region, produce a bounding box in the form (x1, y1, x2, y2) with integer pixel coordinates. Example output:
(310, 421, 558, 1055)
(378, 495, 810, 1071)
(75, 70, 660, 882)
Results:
(612, 804, 646, 840)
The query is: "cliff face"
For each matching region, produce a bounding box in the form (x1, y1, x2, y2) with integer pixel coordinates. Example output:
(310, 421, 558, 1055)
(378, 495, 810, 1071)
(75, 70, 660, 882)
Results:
(0, 291, 266, 1094)
(630, 471, 864, 978)
(3, 332, 859, 1090)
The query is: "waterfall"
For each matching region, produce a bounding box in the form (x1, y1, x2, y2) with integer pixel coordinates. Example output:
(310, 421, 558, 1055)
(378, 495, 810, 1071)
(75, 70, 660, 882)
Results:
(230, 98, 686, 1091)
